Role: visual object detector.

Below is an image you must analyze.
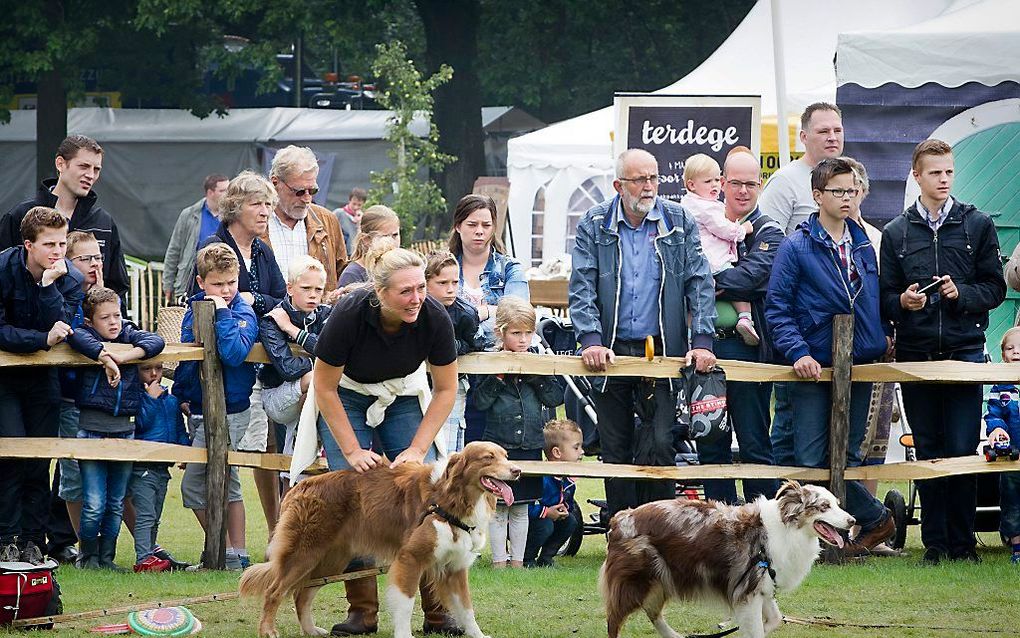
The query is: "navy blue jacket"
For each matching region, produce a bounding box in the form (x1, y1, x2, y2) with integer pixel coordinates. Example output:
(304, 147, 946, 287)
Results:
(190, 222, 286, 316)
(528, 475, 577, 520)
(0, 179, 130, 298)
(0, 247, 84, 353)
(67, 322, 165, 416)
(472, 350, 563, 451)
(258, 298, 332, 389)
(765, 214, 887, 366)
(880, 199, 1006, 355)
(445, 296, 486, 354)
(173, 292, 259, 415)
(714, 208, 785, 363)
(137, 390, 189, 446)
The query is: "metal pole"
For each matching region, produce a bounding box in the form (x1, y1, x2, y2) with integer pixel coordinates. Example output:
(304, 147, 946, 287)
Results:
(770, 0, 793, 168)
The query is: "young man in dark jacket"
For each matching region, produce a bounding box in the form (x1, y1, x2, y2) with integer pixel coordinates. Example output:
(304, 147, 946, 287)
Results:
(0, 207, 83, 565)
(0, 135, 129, 298)
(766, 157, 895, 555)
(880, 139, 1007, 564)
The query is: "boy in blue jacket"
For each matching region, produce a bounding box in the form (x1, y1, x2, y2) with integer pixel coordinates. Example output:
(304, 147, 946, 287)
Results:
(984, 327, 1020, 564)
(524, 419, 582, 568)
(66, 286, 166, 570)
(128, 361, 190, 572)
(174, 243, 259, 570)
(0, 207, 83, 566)
(765, 157, 895, 555)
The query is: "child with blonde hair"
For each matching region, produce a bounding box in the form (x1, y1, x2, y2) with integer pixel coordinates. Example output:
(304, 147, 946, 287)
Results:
(524, 419, 582, 567)
(680, 153, 759, 345)
(984, 326, 1020, 564)
(472, 296, 562, 567)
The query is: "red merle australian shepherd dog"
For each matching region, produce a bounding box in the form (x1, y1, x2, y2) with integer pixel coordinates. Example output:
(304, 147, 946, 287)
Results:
(239, 441, 520, 638)
(600, 481, 854, 638)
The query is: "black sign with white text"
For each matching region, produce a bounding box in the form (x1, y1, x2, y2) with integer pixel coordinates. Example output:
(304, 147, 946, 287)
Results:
(626, 105, 754, 202)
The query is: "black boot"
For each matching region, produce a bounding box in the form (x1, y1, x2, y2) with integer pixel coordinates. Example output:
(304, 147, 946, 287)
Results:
(76, 538, 100, 569)
(97, 536, 128, 572)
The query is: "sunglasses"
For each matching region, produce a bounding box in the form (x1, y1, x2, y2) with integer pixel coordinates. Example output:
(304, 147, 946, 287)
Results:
(280, 181, 319, 197)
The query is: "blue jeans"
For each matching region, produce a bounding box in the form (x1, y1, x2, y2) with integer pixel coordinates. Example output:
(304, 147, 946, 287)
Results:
(77, 430, 134, 541)
(697, 336, 778, 504)
(770, 383, 795, 466)
(128, 464, 171, 561)
(898, 347, 984, 555)
(524, 511, 577, 565)
(789, 381, 886, 530)
(317, 388, 437, 471)
(1000, 473, 1020, 540)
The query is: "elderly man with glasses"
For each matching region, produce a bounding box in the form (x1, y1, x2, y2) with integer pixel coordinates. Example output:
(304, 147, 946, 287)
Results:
(262, 145, 348, 300)
(569, 148, 716, 518)
(695, 147, 784, 506)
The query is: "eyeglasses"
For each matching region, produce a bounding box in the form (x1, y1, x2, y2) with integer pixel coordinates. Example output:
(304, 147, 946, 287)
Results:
(280, 181, 319, 197)
(72, 254, 103, 264)
(822, 188, 859, 198)
(618, 175, 660, 185)
(725, 179, 760, 191)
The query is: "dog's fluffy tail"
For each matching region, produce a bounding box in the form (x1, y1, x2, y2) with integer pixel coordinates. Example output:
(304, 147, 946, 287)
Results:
(238, 562, 275, 598)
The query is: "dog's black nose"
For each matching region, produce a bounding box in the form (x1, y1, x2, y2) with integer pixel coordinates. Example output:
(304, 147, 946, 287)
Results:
(847, 517, 856, 528)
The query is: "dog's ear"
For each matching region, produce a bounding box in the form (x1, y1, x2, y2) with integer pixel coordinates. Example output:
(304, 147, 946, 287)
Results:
(776, 481, 805, 525)
(443, 452, 467, 482)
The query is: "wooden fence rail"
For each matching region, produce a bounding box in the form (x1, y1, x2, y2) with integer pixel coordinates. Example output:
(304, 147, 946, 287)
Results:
(2, 306, 1019, 567)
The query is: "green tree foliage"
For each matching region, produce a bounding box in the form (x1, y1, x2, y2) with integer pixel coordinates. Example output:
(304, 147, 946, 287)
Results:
(367, 41, 454, 240)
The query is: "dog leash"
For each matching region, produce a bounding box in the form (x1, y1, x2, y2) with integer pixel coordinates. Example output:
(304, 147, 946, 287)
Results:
(420, 503, 475, 533)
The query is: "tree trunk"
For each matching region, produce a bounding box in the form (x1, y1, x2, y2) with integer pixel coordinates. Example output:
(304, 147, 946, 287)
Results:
(36, 1, 67, 184)
(414, 0, 486, 221)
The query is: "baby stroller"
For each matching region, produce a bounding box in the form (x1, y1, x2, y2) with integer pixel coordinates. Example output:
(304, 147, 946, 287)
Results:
(882, 385, 1003, 550)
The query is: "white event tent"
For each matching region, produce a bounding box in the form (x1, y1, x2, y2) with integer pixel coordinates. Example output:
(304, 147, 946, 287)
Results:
(506, 0, 956, 267)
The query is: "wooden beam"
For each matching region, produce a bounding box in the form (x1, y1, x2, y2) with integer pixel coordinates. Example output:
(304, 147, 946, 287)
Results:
(852, 361, 1020, 383)
(456, 351, 828, 382)
(194, 301, 228, 570)
(828, 315, 853, 505)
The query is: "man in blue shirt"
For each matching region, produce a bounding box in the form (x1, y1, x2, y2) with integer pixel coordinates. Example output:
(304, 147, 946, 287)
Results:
(569, 148, 716, 516)
(162, 174, 229, 304)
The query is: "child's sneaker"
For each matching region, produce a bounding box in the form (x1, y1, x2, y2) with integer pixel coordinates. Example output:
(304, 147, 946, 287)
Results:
(735, 316, 760, 346)
(134, 555, 172, 573)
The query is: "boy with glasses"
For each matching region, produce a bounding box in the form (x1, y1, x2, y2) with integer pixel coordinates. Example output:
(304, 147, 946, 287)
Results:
(765, 157, 895, 556)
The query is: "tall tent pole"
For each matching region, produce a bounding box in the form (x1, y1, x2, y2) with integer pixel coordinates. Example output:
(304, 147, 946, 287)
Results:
(770, 0, 793, 168)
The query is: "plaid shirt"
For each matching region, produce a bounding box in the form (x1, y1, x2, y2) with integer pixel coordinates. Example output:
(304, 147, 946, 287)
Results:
(825, 223, 861, 295)
(917, 196, 954, 234)
(267, 212, 308, 278)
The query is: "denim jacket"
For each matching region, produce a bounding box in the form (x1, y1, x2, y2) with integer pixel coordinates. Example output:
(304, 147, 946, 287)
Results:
(472, 353, 563, 451)
(458, 249, 529, 344)
(568, 195, 716, 391)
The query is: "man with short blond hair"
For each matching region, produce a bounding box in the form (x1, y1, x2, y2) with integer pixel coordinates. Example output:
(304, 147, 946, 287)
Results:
(880, 139, 1006, 564)
(163, 173, 229, 303)
(263, 146, 348, 296)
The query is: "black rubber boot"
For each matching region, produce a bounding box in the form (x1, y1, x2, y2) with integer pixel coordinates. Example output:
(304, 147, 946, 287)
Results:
(97, 536, 128, 572)
(76, 538, 101, 569)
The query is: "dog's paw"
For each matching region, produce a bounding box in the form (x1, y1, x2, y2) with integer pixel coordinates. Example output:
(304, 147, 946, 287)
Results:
(258, 629, 279, 638)
(304, 627, 328, 637)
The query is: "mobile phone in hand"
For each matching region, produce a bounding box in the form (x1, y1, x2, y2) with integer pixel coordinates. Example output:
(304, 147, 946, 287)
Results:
(917, 278, 945, 296)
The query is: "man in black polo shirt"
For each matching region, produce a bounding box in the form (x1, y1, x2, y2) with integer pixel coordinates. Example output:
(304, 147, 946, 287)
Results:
(696, 149, 783, 504)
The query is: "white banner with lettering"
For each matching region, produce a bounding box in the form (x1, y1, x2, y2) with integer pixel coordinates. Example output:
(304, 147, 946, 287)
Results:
(613, 94, 761, 202)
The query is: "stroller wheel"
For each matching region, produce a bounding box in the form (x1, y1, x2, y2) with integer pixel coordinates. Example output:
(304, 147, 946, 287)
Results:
(558, 501, 585, 557)
(884, 489, 908, 550)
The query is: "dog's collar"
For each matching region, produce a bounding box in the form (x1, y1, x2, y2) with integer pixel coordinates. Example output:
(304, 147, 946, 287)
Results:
(421, 503, 475, 534)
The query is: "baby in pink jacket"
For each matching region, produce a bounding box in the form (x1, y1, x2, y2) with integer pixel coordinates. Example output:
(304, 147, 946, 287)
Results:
(679, 153, 759, 346)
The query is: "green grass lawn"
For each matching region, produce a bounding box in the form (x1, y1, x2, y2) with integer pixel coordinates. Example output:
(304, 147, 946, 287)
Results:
(5, 470, 1018, 637)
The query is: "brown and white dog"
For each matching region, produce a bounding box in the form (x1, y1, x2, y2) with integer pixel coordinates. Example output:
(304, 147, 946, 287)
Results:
(239, 441, 520, 638)
(600, 481, 854, 638)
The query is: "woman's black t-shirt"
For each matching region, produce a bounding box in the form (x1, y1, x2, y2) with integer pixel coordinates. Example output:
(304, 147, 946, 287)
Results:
(315, 286, 458, 384)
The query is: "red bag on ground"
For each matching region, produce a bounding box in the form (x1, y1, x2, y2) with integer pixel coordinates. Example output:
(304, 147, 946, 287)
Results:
(0, 560, 61, 627)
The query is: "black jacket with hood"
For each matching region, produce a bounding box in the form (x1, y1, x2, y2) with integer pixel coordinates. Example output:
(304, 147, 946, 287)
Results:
(0, 179, 130, 297)
(879, 199, 1006, 355)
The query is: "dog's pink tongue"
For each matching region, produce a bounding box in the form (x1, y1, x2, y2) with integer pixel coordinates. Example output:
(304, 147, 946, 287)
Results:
(482, 477, 514, 506)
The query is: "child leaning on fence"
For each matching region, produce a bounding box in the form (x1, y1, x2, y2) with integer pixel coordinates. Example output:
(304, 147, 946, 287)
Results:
(127, 361, 190, 572)
(524, 419, 582, 568)
(66, 286, 166, 571)
(425, 250, 486, 453)
(258, 255, 332, 458)
(173, 242, 259, 570)
(472, 296, 563, 568)
(983, 326, 1020, 565)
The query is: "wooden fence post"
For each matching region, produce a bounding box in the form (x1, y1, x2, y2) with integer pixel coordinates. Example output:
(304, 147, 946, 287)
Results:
(828, 314, 854, 507)
(194, 300, 229, 570)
